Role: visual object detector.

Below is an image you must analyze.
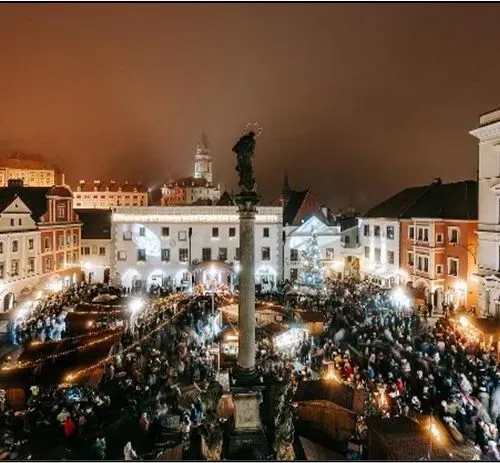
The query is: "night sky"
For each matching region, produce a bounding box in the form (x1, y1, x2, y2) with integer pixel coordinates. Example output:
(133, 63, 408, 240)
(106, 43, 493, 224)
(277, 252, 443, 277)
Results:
(0, 3, 499, 211)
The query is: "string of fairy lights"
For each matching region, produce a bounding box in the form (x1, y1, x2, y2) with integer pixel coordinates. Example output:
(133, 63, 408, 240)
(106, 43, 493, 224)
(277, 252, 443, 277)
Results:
(29, 327, 122, 347)
(2, 294, 187, 376)
(63, 304, 188, 384)
(0, 332, 121, 372)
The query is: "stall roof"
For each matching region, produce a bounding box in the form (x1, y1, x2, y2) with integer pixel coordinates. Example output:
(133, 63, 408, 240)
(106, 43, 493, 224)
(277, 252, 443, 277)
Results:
(366, 416, 453, 460)
(293, 379, 354, 412)
(296, 311, 326, 323)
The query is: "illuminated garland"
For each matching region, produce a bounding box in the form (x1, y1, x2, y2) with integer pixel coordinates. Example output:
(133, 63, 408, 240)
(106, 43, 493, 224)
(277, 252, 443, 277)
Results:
(29, 327, 122, 347)
(0, 332, 121, 372)
(64, 305, 187, 383)
(71, 309, 123, 316)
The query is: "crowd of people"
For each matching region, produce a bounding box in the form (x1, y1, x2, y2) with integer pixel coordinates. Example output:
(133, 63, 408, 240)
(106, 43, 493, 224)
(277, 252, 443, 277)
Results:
(0, 284, 226, 460)
(284, 278, 499, 460)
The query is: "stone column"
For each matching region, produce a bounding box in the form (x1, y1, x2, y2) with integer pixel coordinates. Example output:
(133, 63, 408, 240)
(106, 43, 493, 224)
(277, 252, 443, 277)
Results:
(235, 193, 259, 373)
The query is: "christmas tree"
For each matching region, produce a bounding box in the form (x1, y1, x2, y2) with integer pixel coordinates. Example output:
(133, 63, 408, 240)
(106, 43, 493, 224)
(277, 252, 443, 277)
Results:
(299, 231, 324, 288)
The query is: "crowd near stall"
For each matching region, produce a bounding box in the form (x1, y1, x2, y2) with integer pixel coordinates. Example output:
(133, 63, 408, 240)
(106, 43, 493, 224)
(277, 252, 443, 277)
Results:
(2, 276, 500, 460)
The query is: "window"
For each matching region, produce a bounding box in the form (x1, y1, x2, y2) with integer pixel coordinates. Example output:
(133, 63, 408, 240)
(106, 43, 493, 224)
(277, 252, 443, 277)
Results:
(11, 240, 18, 253)
(229, 227, 236, 238)
(386, 226, 394, 240)
(161, 227, 170, 237)
(82, 246, 90, 256)
(139, 227, 145, 237)
(290, 268, 298, 281)
(212, 227, 219, 238)
(73, 235, 78, 246)
(28, 239, 34, 250)
(218, 247, 228, 261)
(263, 227, 269, 238)
(448, 258, 459, 277)
(44, 237, 51, 251)
(344, 235, 351, 245)
(11, 260, 19, 277)
(28, 258, 35, 273)
(417, 228, 423, 241)
(117, 250, 127, 261)
(161, 249, 170, 262)
(363, 225, 370, 236)
(408, 252, 414, 266)
(0, 242, 3, 254)
(449, 227, 459, 244)
(57, 204, 65, 219)
(326, 248, 335, 260)
(261, 247, 271, 261)
(0, 264, 4, 279)
(202, 248, 212, 261)
(387, 250, 395, 265)
(374, 248, 381, 263)
(409, 226, 415, 239)
(99, 247, 106, 256)
(58, 235, 64, 248)
(436, 264, 443, 274)
(290, 249, 299, 262)
(178, 231, 187, 241)
(18, 219, 21, 226)
(374, 225, 380, 237)
(235, 248, 240, 261)
(424, 228, 429, 242)
(179, 248, 189, 262)
(92, 246, 98, 255)
(9, 219, 14, 227)
(424, 257, 429, 272)
(364, 246, 370, 258)
(137, 249, 146, 262)
(66, 235, 72, 246)
(436, 233, 443, 244)
(46, 257, 52, 271)
(123, 231, 132, 241)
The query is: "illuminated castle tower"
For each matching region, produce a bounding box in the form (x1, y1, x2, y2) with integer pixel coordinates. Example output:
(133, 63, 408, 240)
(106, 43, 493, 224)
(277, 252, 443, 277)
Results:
(194, 133, 213, 184)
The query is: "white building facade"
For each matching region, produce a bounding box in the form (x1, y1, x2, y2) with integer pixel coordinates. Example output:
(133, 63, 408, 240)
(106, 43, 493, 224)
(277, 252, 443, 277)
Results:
(284, 215, 343, 283)
(470, 109, 500, 317)
(0, 196, 41, 312)
(359, 217, 402, 287)
(73, 180, 149, 209)
(111, 205, 283, 292)
(81, 240, 111, 285)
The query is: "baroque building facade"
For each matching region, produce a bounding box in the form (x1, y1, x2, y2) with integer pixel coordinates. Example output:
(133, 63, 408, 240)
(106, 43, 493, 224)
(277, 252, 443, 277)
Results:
(111, 205, 283, 292)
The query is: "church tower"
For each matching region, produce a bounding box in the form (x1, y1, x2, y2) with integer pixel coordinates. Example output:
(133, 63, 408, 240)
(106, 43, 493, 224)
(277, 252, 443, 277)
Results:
(194, 133, 213, 184)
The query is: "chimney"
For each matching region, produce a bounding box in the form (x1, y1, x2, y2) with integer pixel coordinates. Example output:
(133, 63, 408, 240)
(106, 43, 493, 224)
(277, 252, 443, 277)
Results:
(433, 177, 442, 185)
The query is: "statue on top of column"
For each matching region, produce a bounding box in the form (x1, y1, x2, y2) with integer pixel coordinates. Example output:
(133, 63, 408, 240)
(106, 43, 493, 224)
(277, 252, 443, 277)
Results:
(233, 131, 256, 192)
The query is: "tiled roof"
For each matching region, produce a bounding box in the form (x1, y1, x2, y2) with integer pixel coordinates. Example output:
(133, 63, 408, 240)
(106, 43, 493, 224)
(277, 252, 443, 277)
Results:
(48, 186, 72, 197)
(165, 176, 211, 188)
(77, 209, 112, 239)
(0, 187, 51, 221)
(75, 181, 147, 193)
(364, 180, 477, 220)
(283, 189, 309, 225)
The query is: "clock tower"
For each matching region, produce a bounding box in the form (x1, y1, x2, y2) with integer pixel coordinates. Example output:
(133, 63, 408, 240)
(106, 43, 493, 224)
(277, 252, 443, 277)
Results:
(194, 133, 213, 184)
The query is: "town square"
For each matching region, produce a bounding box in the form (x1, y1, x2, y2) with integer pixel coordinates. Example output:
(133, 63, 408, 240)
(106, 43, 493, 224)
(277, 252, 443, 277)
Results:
(1, 2, 500, 461)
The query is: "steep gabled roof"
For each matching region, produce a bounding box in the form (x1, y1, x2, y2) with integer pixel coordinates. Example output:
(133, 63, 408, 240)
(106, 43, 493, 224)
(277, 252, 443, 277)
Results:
(77, 209, 112, 240)
(364, 180, 478, 220)
(216, 191, 235, 206)
(0, 187, 51, 221)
